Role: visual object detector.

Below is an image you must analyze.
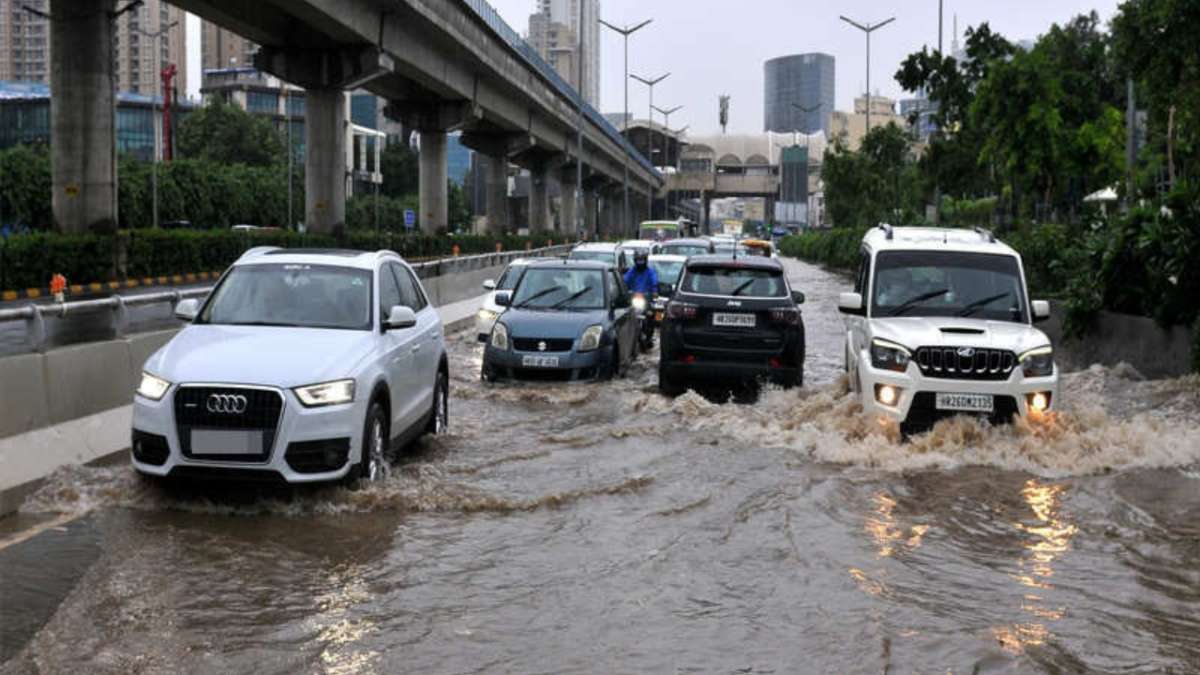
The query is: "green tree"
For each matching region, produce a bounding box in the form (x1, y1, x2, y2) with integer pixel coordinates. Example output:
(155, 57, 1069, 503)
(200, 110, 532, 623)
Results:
(0, 144, 52, 229)
(176, 99, 284, 167)
(822, 123, 923, 227)
(380, 141, 419, 197)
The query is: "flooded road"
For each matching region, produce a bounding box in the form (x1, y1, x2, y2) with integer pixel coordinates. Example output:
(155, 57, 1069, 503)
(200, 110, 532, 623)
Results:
(5, 259, 1200, 673)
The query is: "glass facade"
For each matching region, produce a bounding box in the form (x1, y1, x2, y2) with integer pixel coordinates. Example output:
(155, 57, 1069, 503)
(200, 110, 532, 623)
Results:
(246, 90, 279, 115)
(0, 99, 49, 148)
(764, 53, 835, 135)
(351, 92, 377, 129)
(116, 106, 156, 160)
(285, 93, 305, 117)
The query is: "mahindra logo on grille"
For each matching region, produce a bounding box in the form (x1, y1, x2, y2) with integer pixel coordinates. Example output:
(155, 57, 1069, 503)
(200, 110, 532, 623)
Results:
(538, 341, 547, 352)
(956, 347, 976, 358)
(206, 393, 248, 414)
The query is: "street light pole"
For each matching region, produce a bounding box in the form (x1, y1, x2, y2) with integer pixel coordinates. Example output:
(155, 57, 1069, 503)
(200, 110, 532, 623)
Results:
(575, 0, 585, 240)
(136, 19, 178, 229)
(839, 15, 895, 135)
(599, 18, 652, 234)
(653, 104, 682, 217)
(631, 72, 669, 221)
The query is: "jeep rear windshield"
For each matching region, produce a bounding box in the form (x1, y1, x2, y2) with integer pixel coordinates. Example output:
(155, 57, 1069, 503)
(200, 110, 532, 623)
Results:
(871, 251, 1028, 322)
(681, 265, 787, 297)
(198, 264, 373, 330)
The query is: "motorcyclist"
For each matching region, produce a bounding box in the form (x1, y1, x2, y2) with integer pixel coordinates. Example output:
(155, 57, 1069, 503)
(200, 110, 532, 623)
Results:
(623, 251, 659, 299)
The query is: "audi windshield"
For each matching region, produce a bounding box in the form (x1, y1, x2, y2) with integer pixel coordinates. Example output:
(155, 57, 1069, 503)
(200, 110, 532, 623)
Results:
(198, 263, 373, 330)
(871, 251, 1028, 322)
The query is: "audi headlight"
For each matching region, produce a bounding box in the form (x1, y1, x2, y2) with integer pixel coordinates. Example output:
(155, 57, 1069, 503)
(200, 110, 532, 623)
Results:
(491, 322, 509, 350)
(136, 372, 171, 401)
(477, 309, 499, 323)
(293, 379, 355, 407)
(1020, 346, 1055, 378)
(870, 338, 912, 373)
(579, 324, 604, 352)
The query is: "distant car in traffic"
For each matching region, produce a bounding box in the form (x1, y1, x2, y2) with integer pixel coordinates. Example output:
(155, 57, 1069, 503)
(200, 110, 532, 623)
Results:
(568, 242, 629, 272)
(659, 238, 716, 258)
(132, 248, 449, 485)
(482, 259, 639, 383)
(476, 258, 534, 341)
(841, 225, 1058, 436)
(659, 255, 806, 395)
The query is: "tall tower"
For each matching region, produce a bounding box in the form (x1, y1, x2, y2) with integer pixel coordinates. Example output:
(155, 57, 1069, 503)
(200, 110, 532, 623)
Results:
(528, 0, 600, 105)
(763, 53, 835, 134)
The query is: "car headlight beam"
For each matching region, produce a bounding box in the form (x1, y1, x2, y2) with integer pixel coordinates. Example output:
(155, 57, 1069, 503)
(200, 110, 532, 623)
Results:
(579, 324, 604, 352)
(293, 379, 356, 407)
(870, 338, 912, 373)
(136, 372, 171, 400)
(1019, 346, 1055, 378)
(491, 322, 509, 350)
(477, 309, 498, 323)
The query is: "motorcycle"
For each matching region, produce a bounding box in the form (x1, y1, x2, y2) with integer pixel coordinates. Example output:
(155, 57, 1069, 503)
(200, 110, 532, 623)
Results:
(631, 293, 656, 352)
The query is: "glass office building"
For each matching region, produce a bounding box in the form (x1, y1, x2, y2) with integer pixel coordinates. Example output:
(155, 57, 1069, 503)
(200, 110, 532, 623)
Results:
(763, 53, 835, 135)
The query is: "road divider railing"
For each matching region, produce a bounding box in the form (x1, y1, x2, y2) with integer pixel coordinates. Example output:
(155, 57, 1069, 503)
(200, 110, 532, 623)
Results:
(0, 244, 576, 353)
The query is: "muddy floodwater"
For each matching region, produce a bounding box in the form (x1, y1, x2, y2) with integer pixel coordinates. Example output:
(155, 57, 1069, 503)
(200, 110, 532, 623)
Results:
(4, 259, 1200, 674)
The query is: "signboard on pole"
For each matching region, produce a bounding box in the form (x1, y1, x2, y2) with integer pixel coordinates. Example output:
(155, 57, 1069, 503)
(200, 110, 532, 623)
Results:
(404, 209, 416, 230)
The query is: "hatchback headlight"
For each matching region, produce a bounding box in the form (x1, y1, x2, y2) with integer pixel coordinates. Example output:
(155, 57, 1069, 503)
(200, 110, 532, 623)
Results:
(1020, 346, 1055, 378)
(579, 324, 604, 352)
(491, 322, 509, 350)
(136, 372, 171, 401)
(477, 309, 498, 323)
(293, 379, 355, 407)
(870, 338, 912, 373)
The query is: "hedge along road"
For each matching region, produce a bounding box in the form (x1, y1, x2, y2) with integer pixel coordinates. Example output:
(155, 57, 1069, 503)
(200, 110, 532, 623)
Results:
(5, 258, 1200, 672)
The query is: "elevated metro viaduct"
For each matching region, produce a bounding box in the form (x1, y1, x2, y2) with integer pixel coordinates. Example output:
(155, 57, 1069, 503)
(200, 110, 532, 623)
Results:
(49, 0, 662, 237)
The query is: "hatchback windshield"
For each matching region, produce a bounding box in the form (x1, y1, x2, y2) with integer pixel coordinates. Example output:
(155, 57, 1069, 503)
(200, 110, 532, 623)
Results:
(871, 251, 1028, 322)
(512, 268, 606, 310)
(682, 266, 787, 297)
(495, 264, 527, 291)
(199, 263, 372, 330)
(650, 260, 685, 286)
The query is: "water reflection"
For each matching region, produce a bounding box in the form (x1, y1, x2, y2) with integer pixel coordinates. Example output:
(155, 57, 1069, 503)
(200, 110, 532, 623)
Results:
(864, 492, 928, 558)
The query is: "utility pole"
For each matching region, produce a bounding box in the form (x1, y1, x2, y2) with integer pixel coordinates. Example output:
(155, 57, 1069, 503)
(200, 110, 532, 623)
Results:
(938, 0, 944, 54)
(631, 72, 669, 221)
(653, 104, 682, 218)
(136, 19, 179, 229)
(575, 0, 586, 239)
(599, 17, 652, 233)
(286, 87, 293, 230)
(839, 15, 895, 135)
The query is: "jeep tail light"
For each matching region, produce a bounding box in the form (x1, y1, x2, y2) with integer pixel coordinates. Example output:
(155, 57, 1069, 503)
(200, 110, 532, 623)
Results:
(667, 302, 698, 320)
(769, 307, 800, 325)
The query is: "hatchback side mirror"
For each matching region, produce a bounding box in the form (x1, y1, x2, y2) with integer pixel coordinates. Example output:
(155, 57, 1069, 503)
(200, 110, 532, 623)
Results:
(838, 292, 864, 315)
(494, 292, 512, 308)
(1032, 299, 1051, 323)
(384, 305, 417, 330)
(791, 290, 806, 305)
(175, 298, 199, 321)
(482, 279, 496, 291)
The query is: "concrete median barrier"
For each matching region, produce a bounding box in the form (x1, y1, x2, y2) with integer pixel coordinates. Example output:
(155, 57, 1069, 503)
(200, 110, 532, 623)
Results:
(0, 354, 50, 437)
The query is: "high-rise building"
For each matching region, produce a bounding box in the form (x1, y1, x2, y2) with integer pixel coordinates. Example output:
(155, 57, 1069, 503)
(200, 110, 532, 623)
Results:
(0, 0, 187, 95)
(763, 53, 835, 135)
(528, 0, 600, 106)
(201, 23, 257, 71)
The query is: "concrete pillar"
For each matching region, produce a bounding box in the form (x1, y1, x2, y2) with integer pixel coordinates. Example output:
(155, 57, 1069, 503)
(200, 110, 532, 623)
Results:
(51, 0, 117, 233)
(583, 191, 598, 239)
(560, 182, 578, 238)
(305, 88, 347, 234)
(419, 130, 448, 234)
(486, 155, 508, 235)
(529, 164, 551, 235)
(702, 192, 711, 234)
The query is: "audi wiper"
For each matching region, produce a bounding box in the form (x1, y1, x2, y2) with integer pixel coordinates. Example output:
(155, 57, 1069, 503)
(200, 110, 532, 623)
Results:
(889, 289, 949, 316)
(958, 292, 1012, 317)
(514, 285, 565, 309)
(551, 286, 594, 309)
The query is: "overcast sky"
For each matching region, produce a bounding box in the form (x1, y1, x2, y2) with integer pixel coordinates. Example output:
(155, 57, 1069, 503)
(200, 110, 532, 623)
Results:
(487, 0, 1123, 135)
(186, 1, 1123, 135)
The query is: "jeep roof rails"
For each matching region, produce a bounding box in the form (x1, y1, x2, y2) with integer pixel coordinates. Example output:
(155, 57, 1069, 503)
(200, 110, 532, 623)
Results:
(876, 223, 894, 240)
(973, 226, 996, 243)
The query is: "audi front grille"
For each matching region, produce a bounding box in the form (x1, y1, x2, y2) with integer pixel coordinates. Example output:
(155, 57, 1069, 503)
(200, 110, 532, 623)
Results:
(914, 347, 1016, 381)
(173, 386, 284, 462)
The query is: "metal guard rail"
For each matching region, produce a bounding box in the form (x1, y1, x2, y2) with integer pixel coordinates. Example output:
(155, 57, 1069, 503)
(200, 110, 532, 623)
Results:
(0, 244, 575, 352)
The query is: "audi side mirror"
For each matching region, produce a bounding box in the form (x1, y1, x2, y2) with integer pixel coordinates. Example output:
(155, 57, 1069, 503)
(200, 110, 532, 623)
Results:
(494, 292, 512, 307)
(838, 292, 864, 316)
(384, 305, 417, 331)
(791, 290, 806, 305)
(175, 298, 199, 321)
(1032, 300, 1051, 323)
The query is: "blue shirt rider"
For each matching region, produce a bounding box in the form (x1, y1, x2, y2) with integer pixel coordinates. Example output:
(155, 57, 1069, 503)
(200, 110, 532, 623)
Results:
(623, 251, 658, 297)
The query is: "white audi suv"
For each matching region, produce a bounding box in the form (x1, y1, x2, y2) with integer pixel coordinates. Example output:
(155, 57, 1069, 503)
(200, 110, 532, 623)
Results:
(131, 247, 448, 484)
(840, 226, 1058, 436)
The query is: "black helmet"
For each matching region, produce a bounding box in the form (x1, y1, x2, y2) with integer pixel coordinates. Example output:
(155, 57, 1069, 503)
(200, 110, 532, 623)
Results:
(634, 250, 649, 267)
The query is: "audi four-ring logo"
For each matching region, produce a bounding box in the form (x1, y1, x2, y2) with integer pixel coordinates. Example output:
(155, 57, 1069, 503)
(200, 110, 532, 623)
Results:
(206, 393, 248, 414)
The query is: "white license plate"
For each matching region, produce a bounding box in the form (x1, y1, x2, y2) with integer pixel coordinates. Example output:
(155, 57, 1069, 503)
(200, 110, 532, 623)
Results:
(712, 312, 756, 328)
(935, 393, 994, 413)
(521, 355, 560, 368)
(191, 429, 264, 455)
